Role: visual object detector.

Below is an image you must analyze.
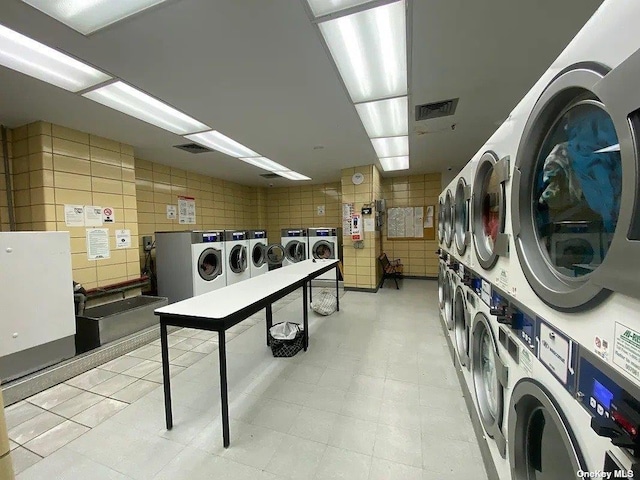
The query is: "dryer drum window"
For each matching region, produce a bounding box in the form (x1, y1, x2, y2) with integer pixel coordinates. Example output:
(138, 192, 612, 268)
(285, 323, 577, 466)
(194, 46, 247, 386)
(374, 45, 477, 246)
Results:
(266, 245, 284, 265)
(454, 287, 469, 365)
(229, 245, 245, 273)
(252, 244, 265, 267)
(286, 241, 305, 262)
(313, 241, 334, 259)
(443, 273, 453, 329)
(198, 249, 221, 281)
(438, 263, 446, 310)
(438, 198, 446, 244)
(444, 190, 454, 248)
(454, 178, 469, 255)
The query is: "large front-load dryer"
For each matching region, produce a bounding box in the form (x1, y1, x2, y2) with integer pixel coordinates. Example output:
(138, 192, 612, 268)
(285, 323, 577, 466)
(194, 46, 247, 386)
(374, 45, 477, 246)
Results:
(248, 230, 284, 277)
(224, 230, 250, 285)
(452, 163, 473, 265)
(308, 227, 342, 281)
(156, 230, 226, 304)
(281, 228, 308, 267)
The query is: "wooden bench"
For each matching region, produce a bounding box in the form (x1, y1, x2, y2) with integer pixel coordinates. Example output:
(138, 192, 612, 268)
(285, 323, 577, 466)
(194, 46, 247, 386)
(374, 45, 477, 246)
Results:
(379, 253, 403, 289)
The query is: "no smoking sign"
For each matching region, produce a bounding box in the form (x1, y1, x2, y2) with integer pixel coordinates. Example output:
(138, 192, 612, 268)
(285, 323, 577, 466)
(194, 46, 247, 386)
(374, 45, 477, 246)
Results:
(102, 207, 115, 223)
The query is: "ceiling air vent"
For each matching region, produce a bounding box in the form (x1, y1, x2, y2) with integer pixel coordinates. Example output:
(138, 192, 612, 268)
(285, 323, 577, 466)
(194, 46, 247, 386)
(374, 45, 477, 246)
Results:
(174, 143, 212, 154)
(260, 173, 281, 179)
(415, 98, 459, 121)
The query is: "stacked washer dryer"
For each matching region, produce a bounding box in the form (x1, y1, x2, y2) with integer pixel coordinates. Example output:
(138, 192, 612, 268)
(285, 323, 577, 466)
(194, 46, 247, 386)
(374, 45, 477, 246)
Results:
(223, 230, 250, 285)
(438, 1, 640, 478)
(280, 228, 308, 267)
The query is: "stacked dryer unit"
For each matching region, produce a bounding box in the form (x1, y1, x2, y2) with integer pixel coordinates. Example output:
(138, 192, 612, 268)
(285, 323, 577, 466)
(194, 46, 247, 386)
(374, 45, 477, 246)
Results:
(438, 1, 640, 478)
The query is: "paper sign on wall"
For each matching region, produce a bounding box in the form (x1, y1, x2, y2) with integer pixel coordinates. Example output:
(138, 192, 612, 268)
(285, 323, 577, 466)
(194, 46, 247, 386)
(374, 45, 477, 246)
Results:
(425, 205, 434, 228)
(116, 229, 131, 249)
(178, 196, 196, 224)
(64, 205, 85, 226)
(364, 217, 375, 232)
(84, 206, 103, 227)
(86, 228, 110, 260)
(317, 205, 325, 216)
(167, 205, 177, 220)
(102, 207, 115, 223)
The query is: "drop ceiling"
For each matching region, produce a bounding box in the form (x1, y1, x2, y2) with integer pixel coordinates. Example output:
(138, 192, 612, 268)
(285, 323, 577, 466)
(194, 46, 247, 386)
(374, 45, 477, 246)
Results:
(0, 0, 602, 185)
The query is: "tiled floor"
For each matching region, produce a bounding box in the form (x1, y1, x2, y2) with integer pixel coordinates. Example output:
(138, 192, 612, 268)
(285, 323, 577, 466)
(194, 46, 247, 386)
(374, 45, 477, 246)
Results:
(6, 280, 487, 479)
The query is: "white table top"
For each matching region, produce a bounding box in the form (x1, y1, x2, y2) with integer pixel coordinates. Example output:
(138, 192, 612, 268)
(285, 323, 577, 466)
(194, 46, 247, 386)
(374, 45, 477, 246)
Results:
(155, 271, 307, 319)
(268, 259, 339, 277)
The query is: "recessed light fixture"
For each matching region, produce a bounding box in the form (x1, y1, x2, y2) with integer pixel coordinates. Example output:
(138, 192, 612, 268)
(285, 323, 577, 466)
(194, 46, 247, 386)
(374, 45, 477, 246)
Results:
(318, 0, 407, 103)
(371, 135, 408, 158)
(277, 171, 311, 181)
(185, 130, 259, 158)
(240, 157, 288, 172)
(379, 155, 409, 171)
(83, 81, 209, 135)
(306, 0, 376, 17)
(21, 0, 171, 35)
(355, 96, 408, 138)
(0, 23, 111, 92)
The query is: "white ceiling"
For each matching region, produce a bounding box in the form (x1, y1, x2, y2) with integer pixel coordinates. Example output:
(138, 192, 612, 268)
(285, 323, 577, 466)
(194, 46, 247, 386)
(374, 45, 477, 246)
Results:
(0, 0, 602, 186)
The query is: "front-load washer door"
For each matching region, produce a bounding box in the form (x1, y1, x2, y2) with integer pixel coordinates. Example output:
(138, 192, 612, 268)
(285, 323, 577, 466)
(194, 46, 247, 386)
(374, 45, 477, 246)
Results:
(444, 190, 454, 249)
(511, 62, 637, 310)
(197, 248, 222, 281)
(438, 262, 446, 310)
(438, 198, 446, 245)
(454, 286, 470, 368)
(285, 240, 306, 263)
(252, 242, 266, 268)
(508, 379, 586, 479)
(312, 240, 335, 259)
(229, 244, 247, 274)
(472, 311, 507, 456)
(454, 177, 471, 256)
(265, 244, 284, 266)
(443, 272, 453, 330)
(472, 151, 510, 270)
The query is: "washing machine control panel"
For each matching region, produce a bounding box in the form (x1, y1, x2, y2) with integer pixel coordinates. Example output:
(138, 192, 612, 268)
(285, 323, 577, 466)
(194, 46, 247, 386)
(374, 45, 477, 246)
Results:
(202, 233, 223, 243)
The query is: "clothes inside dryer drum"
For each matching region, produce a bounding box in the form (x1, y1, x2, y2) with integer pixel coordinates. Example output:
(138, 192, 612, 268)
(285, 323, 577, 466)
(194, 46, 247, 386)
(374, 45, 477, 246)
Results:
(312, 241, 333, 259)
(198, 249, 221, 280)
(534, 101, 621, 278)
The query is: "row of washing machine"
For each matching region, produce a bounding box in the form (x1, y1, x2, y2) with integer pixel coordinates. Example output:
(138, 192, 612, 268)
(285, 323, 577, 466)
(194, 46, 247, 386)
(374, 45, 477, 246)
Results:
(437, 1, 640, 478)
(155, 227, 342, 304)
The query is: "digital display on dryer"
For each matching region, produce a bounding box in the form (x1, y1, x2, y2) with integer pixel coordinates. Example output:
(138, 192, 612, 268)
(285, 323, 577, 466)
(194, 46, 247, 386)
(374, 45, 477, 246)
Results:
(202, 234, 219, 242)
(593, 379, 614, 409)
(254, 231, 266, 238)
(317, 230, 330, 236)
(233, 232, 245, 240)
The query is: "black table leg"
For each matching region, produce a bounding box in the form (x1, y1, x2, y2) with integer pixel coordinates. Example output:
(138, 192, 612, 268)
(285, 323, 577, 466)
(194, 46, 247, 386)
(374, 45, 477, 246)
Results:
(218, 329, 230, 448)
(266, 304, 273, 346)
(309, 280, 312, 303)
(160, 320, 173, 430)
(303, 281, 309, 350)
(336, 264, 340, 312)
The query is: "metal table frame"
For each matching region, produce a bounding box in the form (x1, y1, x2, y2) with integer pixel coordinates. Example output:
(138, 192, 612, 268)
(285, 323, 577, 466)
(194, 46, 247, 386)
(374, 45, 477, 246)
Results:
(157, 261, 339, 448)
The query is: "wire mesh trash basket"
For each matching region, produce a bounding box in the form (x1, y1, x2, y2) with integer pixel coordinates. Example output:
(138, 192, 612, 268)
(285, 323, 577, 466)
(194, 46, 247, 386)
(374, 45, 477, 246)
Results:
(268, 322, 304, 357)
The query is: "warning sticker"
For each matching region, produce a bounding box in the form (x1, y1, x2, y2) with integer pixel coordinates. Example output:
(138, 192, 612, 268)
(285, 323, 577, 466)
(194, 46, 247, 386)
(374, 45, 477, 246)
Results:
(495, 268, 509, 292)
(594, 335, 610, 362)
(539, 322, 570, 385)
(613, 323, 640, 382)
(520, 346, 533, 376)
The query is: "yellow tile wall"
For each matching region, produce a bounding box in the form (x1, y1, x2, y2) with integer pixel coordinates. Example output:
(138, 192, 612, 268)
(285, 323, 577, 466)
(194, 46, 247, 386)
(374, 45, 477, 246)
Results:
(11, 121, 140, 290)
(0, 128, 13, 232)
(381, 173, 441, 277)
(265, 183, 341, 244)
(135, 159, 266, 270)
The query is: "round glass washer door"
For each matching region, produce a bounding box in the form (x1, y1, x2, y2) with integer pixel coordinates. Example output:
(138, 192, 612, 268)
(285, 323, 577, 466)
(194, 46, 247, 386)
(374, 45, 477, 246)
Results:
(444, 190, 454, 248)
(443, 272, 453, 330)
(229, 245, 247, 273)
(265, 244, 284, 265)
(512, 64, 627, 310)
(312, 240, 334, 259)
(197, 248, 222, 281)
(285, 240, 306, 263)
(453, 286, 470, 367)
(438, 198, 446, 244)
(454, 177, 470, 255)
(438, 262, 446, 310)
(252, 242, 266, 268)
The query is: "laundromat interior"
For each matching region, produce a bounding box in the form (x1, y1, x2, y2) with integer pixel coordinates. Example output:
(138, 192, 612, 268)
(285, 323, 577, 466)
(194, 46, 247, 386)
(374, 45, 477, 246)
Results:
(1, 0, 640, 479)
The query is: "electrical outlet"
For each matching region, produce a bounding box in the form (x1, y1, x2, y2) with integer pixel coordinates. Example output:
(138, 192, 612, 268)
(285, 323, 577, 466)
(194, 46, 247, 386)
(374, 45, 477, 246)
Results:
(143, 236, 153, 251)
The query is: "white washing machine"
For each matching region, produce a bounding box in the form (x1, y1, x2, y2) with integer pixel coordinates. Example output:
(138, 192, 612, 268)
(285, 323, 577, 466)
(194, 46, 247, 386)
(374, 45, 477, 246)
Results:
(308, 227, 342, 281)
(452, 162, 474, 266)
(280, 228, 308, 267)
(224, 230, 250, 285)
(156, 230, 226, 304)
(248, 230, 284, 277)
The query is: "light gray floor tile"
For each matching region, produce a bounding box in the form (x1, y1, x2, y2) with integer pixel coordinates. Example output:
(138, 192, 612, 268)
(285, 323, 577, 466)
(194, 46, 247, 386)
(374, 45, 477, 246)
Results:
(23, 420, 89, 457)
(9, 446, 42, 475)
(222, 423, 285, 470)
(420, 407, 476, 442)
(172, 337, 206, 351)
(143, 365, 186, 384)
(71, 398, 128, 428)
(288, 406, 338, 444)
(65, 368, 117, 390)
(314, 446, 371, 480)
(418, 384, 467, 414)
(286, 364, 326, 385)
(378, 400, 422, 432)
(15, 447, 129, 480)
(99, 355, 146, 373)
(248, 398, 302, 433)
(110, 379, 159, 403)
(386, 361, 422, 384)
(317, 367, 354, 391)
(348, 375, 385, 398)
(89, 374, 138, 397)
(50, 391, 105, 419)
(8, 411, 66, 444)
(5, 402, 45, 430)
(374, 424, 423, 468)
(27, 384, 84, 410)
(126, 344, 162, 360)
(306, 386, 347, 414)
(265, 434, 326, 480)
(191, 341, 218, 354)
(383, 379, 421, 406)
(9, 439, 18, 450)
(340, 392, 382, 423)
(369, 457, 424, 480)
(328, 415, 377, 455)
(192, 330, 218, 341)
(170, 351, 208, 367)
(422, 436, 486, 477)
(122, 359, 163, 378)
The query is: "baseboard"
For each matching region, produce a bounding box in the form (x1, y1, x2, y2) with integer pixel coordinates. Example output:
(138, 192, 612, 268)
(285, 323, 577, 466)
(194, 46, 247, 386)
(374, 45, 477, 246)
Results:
(438, 312, 500, 480)
(344, 286, 378, 293)
(403, 275, 437, 280)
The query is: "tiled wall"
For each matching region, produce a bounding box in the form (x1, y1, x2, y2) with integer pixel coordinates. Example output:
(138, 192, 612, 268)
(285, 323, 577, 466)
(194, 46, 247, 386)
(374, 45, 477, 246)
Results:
(265, 183, 341, 243)
(10, 122, 140, 290)
(381, 173, 441, 277)
(135, 159, 266, 269)
(341, 165, 378, 290)
(0, 129, 12, 232)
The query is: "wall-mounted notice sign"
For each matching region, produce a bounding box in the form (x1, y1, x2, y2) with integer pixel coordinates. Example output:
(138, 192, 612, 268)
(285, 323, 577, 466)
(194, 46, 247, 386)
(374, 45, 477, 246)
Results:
(64, 204, 84, 226)
(116, 229, 131, 249)
(86, 228, 110, 260)
(84, 206, 103, 227)
(167, 205, 177, 220)
(178, 196, 196, 224)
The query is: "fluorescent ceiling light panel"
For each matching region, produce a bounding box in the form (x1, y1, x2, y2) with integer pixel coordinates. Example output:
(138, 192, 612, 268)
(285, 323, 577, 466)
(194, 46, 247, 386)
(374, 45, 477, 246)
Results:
(318, 0, 407, 103)
(21, 0, 170, 35)
(185, 131, 259, 158)
(355, 96, 407, 138)
(240, 157, 288, 172)
(83, 81, 208, 135)
(307, 0, 376, 17)
(371, 135, 408, 157)
(277, 171, 311, 181)
(0, 24, 110, 92)
(379, 155, 409, 171)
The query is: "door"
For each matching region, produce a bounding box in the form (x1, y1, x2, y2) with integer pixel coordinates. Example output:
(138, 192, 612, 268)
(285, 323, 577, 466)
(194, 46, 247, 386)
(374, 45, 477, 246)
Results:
(438, 198, 446, 245)
(443, 272, 453, 330)
(229, 244, 247, 274)
(312, 240, 335, 259)
(508, 379, 586, 479)
(454, 177, 471, 256)
(285, 240, 306, 263)
(444, 190, 454, 249)
(438, 262, 446, 311)
(454, 286, 470, 368)
(265, 244, 284, 266)
(252, 242, 266, 268)
(197, 248, 222, 281)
